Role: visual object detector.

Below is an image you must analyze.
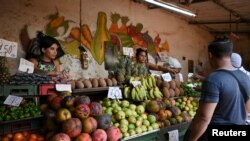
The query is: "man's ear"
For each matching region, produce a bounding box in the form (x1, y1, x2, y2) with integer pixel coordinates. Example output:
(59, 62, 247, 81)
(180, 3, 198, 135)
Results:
(208, 52, 212, 58)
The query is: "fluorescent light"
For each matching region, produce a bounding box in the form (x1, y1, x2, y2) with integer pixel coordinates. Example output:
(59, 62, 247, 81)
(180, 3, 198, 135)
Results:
(145, 0, 196, 17)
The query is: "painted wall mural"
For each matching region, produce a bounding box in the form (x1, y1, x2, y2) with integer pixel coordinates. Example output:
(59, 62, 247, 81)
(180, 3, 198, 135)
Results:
(19, 10, 172, 79)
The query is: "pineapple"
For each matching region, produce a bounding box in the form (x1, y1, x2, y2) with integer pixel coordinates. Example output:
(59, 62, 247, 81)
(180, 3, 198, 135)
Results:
(0, 56, 10, 85)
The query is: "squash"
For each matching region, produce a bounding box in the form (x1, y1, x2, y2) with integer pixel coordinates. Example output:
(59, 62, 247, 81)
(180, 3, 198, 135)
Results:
(91, 11, 110, 65)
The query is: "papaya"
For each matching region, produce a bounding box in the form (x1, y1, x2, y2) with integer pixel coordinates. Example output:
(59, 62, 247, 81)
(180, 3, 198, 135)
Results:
(91, 11, 110, 65)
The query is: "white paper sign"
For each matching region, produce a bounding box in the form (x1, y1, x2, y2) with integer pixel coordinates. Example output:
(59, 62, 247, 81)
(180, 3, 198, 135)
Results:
(56, 84, 72, 93)
(108, 87, 122, 99)
(161, 73, 172, 82)
(122, 47, 133, 56)
(188, 73, 194, 78)
(0, 38, 18, 58)
(4, 95, 23, 107)
(131, 81, 141, 87)
(168, 129, 179, 141)
(158, 51, 169, 62)
(18, 58, 34, 73)
(178, 73, 184, 82)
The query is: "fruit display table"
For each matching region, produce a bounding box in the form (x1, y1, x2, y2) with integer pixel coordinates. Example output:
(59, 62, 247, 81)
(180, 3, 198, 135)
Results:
(157, 122, 190, 141)
(121, 129, 159, 141)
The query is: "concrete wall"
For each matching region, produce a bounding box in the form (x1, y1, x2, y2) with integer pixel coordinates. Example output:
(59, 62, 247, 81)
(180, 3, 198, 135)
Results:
(0, 0, 216, 80)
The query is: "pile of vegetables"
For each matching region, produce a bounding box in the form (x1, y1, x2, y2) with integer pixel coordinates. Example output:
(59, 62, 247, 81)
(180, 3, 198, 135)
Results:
(180, 82, 201, 97)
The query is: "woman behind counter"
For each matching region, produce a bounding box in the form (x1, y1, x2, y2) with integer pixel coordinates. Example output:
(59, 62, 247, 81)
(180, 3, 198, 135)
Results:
(135, 48, 179, 74)
(29, 32, 61, 76)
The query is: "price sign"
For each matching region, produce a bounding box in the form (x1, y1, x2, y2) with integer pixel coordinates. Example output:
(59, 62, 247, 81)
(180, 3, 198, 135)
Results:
(0, 38, 18, 58)
(56, 84, 72, 93)
(158, 51, 169, 62)
(18, 58, 34, 73)
(176, 73, 184, 82)
(188, 73, 194, 78)
(4, 95, 23, 107)
(131, 81, 141, 87)
(122, 47, 133, 57)
(108, 87, 122, 99)
(161, 73, 172, 82)
(168, 129, 179, 141)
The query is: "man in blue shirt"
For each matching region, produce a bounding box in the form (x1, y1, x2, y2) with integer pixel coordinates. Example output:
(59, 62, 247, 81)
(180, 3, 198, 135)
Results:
(187, 38, 250, 141)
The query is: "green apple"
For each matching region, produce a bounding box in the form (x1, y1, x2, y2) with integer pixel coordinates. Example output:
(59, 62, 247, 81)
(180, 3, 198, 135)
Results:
(128, 123, 135, 130)
(123, 132, 130, 138)
(120, 119, 129, 126)
(121, 100, 130, 108)
(131, 111, 138, 116)
(147, 126, 153, 131)
(106, 107, 113, 116)
(124, 109, 133, 117)
(141, 125, 147, 132)
(141, 113, 147, 120)
(135, 120, 142, 127)
(128, 129, 136, 136)
(128, 116, 136, 124)
(137, 116, 143, 122)
(147, 114, 156, 124)
(151, 123, 159, 129)
(120, 124, 128, 133)
(112, 106, 122, 114)
(129, 104, 137, 111)
(115, 111, 125, 120)
(142, 119, 150, 126)
(136, 105, 145, 115)
(135, 127, 143, 134)
(114, 122, 120, 127)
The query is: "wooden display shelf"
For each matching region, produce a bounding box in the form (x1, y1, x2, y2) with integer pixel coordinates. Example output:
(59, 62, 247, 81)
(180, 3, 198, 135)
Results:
(72, 85, 123, 95)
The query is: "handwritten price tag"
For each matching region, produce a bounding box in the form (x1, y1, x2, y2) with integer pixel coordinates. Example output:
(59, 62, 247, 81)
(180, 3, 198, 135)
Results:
(161, 73, 172, 82)
(168, 129, 179, 141)
(108, 87, 122, 99)
(0, 38, 18, 58)
(4, 95, 23, 107)
(18, 58, 34, 73)
(122, 47, 134, 57)
(176, 73, 184, 82)
(131, 81, 141, 87)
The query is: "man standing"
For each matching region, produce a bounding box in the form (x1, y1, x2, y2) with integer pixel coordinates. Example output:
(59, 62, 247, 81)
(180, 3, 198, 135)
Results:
(187, 38, 250, 141)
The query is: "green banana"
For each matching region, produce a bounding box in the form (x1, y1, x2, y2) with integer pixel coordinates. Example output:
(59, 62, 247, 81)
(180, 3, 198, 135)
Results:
(150, 75, 157, 87)
(123, 86, 131, 99)
(131, 87, 136, 100)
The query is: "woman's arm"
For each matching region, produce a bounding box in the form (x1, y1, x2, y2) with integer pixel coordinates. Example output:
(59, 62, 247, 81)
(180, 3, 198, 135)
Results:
(29, 58, 39, 72)
(147, 63, 179, 74)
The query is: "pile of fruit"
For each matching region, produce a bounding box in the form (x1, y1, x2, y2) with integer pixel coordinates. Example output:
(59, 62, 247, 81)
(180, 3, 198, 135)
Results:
(41, 93, 121, 141)
(1, 131, 45, 141)
(123, 75, 163, 101)
(72, 77, 118, 89)
(9, 73, 52, 85)
(0, 101, 41, 121)
(101, 99, 160, 138)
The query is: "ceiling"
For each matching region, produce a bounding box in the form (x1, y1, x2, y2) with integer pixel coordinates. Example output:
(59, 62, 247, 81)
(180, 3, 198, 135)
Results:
(135, 0, 250, 35)
(188, 0, 250, 34)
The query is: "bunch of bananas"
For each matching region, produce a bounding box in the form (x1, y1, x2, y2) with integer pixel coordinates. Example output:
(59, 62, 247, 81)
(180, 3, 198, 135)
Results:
(123, 75, 163, 101)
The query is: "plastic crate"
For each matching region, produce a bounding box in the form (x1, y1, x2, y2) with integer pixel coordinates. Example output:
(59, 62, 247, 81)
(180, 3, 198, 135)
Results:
(39, 84, 57, 95)
(3, 85, 38, 96)
(0, 117, 43, 136)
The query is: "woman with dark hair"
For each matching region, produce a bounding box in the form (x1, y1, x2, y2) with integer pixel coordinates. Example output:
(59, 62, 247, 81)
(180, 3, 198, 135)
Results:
(29, 32, 63, 76)
(135, 48, 178, 74)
